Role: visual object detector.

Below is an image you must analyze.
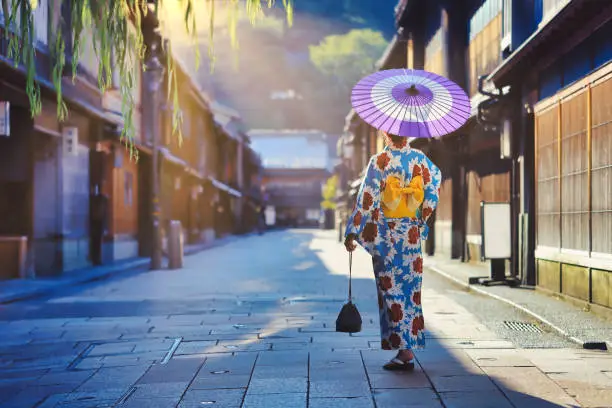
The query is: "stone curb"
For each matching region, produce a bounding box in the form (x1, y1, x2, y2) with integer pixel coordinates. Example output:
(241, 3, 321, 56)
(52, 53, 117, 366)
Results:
(425, 264, 610, 351)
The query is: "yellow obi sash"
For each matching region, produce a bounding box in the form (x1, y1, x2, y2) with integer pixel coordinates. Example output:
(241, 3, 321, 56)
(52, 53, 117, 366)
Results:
(381, 175, 424, 218)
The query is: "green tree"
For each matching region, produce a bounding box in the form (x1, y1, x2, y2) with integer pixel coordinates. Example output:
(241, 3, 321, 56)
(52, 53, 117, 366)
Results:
(2, 0, 293, 147)
(309, 28, 387, 92)
(321, 175, 338, 210)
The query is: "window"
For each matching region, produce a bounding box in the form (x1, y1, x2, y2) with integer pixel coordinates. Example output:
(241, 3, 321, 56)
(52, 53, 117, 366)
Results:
(1, 0, 47, 44)
(79, 26, 99, 77)
(502, 0, 512, 39)
(33, 0, 48, 46)
(534, 0, 543, 27)
(560, 93, 588, 251)
(535, 107, 560, 248)
(124, 171, 133, 206)
(591, 77, 612, 255)
(536, 74, 612, 256)
(468, 0, 502, 95)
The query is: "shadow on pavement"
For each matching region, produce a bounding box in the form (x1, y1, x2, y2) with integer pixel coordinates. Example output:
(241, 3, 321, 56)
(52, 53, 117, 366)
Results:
(0, 230, 583, 407)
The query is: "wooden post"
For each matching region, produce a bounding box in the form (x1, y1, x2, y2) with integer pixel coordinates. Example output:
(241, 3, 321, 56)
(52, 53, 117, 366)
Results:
(407, 35, 414, 69)
(586, 85, 592, 256)
(534, 115, 538, 248)
(586, 84, 593, 302)
(557, 101, 562, 251)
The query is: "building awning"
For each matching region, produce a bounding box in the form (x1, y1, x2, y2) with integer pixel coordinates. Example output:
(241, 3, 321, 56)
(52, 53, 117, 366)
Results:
(159, 147, 189, 169)
(209, 176, 242, 198)
(488, 0, 609, 87)
(211, 101, 245, 142)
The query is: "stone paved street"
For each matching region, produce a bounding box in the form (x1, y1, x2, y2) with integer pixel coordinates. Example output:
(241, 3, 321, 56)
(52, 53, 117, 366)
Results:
(0, 230, 611, 407)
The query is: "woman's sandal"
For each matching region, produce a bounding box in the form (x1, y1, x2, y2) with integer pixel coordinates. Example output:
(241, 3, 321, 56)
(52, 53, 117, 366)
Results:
(383, 357, 415, 371)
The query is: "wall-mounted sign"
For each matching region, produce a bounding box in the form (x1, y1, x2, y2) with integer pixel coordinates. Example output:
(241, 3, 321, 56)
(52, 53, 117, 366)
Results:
(0, 101, 10, 137)
(62, 127, 79, 156)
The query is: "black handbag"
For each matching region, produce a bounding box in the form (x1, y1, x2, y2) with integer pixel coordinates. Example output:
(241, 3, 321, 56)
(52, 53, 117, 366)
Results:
(336, 252, 362, 333)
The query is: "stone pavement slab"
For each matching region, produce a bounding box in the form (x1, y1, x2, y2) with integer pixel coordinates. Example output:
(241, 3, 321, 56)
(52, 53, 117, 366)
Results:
(373, 388, 443, 408)
(242, 392, 307, 408)
(178, 389, 245, 408)
(439, 390, 514, 408)
(310, 396, 375, 408)
(246, 377, 308, 394)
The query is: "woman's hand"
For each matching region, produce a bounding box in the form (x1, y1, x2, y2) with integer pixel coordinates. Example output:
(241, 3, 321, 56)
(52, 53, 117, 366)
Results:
(344, 234, 358, 252)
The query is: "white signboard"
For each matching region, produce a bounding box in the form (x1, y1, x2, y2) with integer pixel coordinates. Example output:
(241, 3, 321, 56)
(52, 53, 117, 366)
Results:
(306, 209, 320, 221)
(0, 101, 10, 136)
(481, 201, 511, 260)
(265, 206, 276, 226)
(62, 127, 79, 156)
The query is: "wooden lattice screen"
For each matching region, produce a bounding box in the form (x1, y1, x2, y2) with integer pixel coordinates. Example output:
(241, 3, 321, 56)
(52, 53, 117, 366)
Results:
(591, 77, 612, 255)
(468, 14, 502, 96)
(536, 107, 560, 248)
(560, 92, 588, 251)
(535, 73, 612, 256)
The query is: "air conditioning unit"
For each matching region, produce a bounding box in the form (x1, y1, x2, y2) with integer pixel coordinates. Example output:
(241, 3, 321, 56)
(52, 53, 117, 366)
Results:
(62, 127, 79, 156)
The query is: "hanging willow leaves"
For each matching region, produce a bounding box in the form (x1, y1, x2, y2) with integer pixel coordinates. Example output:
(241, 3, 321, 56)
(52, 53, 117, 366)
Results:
(3, 0, 294, 155)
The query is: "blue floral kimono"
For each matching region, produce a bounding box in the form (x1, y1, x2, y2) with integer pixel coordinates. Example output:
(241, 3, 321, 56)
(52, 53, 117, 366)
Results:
(345, 140, 441, 350)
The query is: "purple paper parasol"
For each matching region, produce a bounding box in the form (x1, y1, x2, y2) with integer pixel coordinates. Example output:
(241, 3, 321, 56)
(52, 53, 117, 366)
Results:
(351, 69, 471, 138)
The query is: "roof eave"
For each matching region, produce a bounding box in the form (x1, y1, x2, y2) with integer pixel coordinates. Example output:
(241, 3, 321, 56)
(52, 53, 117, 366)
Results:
(488, 0, 586, 87)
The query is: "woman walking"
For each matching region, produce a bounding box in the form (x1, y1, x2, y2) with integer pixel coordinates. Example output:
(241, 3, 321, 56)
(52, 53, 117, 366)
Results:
(343, 69, 470, 371)
(344, 132, 441, 370)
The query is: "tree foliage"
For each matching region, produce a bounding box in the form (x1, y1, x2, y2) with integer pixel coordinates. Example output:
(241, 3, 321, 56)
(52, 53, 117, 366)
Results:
(321, 174, 338, 210)
(2, 0, 293, 152)
(309, 28, 387, 92)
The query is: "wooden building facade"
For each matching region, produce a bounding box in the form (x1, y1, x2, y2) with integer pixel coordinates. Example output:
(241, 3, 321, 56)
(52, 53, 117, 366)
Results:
(0, 3, 262, 281)
(488, 0, 612, 308)
(360, 0, 612, 309)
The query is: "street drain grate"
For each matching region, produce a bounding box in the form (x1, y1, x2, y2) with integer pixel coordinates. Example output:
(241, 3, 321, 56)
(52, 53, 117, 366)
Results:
(504, 321, 542, 333)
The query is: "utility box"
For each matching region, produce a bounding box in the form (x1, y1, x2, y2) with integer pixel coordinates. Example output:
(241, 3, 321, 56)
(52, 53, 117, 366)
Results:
(168, 220, 184, 269)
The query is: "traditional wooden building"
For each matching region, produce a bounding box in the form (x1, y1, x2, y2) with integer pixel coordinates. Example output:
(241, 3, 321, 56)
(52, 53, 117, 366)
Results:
(486, 0, 612, 307)
(208, 102, 248, 237)
(249, 130, 331, 228)
(365, 0, 612, 309)
(0, 0, 139, 277)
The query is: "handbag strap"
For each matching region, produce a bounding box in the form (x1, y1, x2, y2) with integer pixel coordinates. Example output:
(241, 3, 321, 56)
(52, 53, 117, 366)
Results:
(348, 251, 353, 302)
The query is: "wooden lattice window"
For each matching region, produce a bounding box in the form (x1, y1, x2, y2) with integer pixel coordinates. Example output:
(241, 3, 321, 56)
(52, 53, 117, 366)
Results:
(560, 92, 588, 251)
(591, 77, 612, 255)
(536, 107, 560, 248)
